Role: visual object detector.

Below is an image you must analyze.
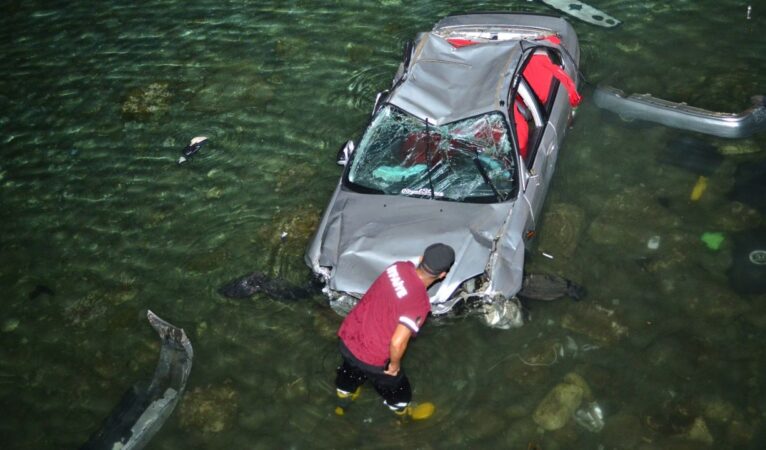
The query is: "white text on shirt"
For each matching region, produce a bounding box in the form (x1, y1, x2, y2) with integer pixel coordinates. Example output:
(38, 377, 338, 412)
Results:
(387, 265, 408, 299)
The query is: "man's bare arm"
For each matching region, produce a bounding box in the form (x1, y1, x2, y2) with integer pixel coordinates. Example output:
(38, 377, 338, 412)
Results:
(384, 324, 413, 376)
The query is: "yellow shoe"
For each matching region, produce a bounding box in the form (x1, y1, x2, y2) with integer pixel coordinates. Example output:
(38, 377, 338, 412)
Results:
(409, 402, 435, 420)
(336, 387, 361, 401)
(394, 402, 435, 420)
(335, 387, 361, 416)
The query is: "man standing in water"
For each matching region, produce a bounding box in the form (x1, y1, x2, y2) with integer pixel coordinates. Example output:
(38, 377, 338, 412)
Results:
(334, 243, 455, 419)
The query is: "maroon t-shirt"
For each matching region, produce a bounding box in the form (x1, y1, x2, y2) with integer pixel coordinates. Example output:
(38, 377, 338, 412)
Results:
(338, 261, 431, 367)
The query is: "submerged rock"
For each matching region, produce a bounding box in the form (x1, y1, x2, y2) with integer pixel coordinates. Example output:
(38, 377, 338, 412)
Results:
(504, 417, 538, 448)
(660, 273, 750, 321)
(179, 382, 239, 434)
(713, 201, 762, 232)
(644, 399, 717, 447)
(2, 318, 20, 333)
(465, 410, 506, 439)
(680, 417, 714, 445)
(588, 186, 681, 248)
(562, 372, 592, 402)
(274, 37, 308, 62)
(691, 280, 750, 321)
(185, 246, 230, 273)
(560, 303, 628, 345)
(255, 205, 321, 285)
(121, 82, 172, 120)
(346, 43, 373, 64)
(719, 140, 762, 155)
(533, 373, 589, 431)
(313, 307, 342, 340)
(601, 413, 644, 449)
(700, 397, 737, 424)
(727, 419, 758, 446)
(274, 163, 316, 194)
(537, 202, 586, 260)
(64, 292, 108, 327)
(192, 68, 275, 111)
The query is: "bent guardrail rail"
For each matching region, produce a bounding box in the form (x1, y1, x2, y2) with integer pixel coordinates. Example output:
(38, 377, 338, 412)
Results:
(80, 310, 193, 450)
(593, 85, 766, 139)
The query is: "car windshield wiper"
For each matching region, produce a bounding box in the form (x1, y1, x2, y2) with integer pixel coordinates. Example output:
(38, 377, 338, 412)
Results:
(471, 147, 502, 202)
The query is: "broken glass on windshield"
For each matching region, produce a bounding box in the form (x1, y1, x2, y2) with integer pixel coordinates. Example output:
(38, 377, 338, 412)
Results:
(347, 106, 516, 202)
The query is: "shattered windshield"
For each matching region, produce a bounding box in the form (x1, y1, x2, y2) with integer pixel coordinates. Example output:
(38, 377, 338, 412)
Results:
(347, 106, 516, 202)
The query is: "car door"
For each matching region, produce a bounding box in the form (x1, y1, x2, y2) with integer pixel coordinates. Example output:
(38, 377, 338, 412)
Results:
(514, 79, 550, 228)
(515, 44, 573, 227)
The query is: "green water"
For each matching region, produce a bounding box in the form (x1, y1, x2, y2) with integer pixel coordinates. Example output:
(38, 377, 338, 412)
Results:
(1, 0, 765, 448)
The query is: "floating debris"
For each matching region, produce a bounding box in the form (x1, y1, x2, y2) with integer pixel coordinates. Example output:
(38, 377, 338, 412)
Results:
(540, 0, 621, 28)
(574, 401, 605, 432)
(178, 136, 208, 164)
(81, 311, 193, 450)
(701, 232, 725, 251)
(690, 175, 708, 201)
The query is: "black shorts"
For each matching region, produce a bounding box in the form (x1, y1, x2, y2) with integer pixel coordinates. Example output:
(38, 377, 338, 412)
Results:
(335, 341, 412, 410)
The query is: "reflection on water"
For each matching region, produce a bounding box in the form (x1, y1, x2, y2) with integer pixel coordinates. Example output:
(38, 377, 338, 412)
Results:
(0, 0, 764, 448)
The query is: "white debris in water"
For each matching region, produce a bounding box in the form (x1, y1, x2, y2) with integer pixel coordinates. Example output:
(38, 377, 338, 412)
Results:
(647, 235, 661, 250)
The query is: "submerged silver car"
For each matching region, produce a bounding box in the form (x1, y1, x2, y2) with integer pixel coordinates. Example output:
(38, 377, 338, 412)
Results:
(305, 13, 581, 328)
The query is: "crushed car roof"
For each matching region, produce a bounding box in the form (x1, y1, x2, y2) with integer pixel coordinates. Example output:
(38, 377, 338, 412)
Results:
(387, 33, 524, 126)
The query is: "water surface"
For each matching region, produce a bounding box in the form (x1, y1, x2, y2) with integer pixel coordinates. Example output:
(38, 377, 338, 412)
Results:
(1, 0, 765, 448)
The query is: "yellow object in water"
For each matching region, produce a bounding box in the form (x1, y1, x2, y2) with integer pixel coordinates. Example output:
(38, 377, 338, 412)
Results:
(408, 402, 436, 420)
(690, 175, 708, 201)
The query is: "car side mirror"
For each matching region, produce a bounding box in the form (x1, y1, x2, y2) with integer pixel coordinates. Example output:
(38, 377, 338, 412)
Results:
(337, 140, 355, 166)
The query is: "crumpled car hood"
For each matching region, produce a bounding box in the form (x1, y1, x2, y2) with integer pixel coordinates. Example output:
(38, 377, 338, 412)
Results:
(316, 188, 514, 304)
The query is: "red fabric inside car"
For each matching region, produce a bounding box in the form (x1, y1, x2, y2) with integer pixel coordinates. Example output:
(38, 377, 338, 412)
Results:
(531, 56, 581, 107)
(513, 101, 530, 159)
(540, 35, 562, 45)
(514, 42, 582, 160)
(447, 38, 480, 48)
(401, 132, 442, 166)
(523, 41, 582, 107)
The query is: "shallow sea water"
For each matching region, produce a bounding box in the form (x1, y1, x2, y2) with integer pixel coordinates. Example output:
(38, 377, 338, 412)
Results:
(1, 0, 765, 448)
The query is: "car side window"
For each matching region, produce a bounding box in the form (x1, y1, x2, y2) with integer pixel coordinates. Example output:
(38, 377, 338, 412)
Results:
(510, 48, 560, 169)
